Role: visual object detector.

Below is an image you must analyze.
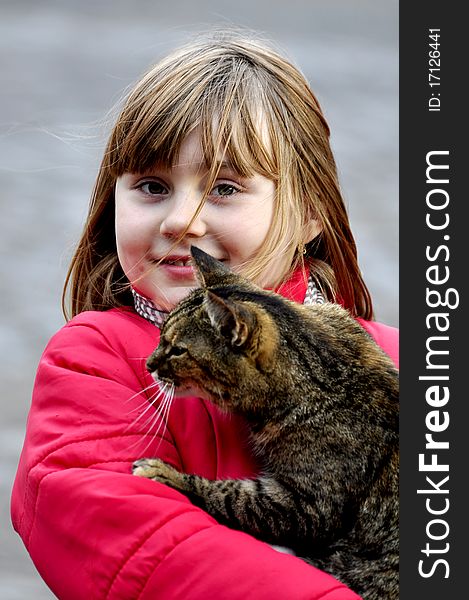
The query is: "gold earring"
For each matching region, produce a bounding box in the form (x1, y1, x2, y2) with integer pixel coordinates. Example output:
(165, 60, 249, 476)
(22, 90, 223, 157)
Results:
(297, 243, 307, 256)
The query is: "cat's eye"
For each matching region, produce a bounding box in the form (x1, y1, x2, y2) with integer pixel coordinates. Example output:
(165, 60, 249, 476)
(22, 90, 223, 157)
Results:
(169, 346, 187, 358)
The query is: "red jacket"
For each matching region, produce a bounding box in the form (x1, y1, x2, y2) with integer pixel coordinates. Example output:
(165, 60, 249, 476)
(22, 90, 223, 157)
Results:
(11, 276, 398, 600)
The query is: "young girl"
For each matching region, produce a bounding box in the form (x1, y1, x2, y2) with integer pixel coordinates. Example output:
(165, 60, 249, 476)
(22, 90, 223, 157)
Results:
(12, 32, 398, 599)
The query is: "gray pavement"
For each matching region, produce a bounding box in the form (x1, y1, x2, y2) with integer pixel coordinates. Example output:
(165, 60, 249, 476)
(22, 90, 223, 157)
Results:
(0, 1, 398, 597)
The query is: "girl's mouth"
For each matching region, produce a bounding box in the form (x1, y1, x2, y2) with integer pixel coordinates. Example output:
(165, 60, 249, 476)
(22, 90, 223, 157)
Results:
(156, 255, 227, 267)
(156, 256, 196, 280)
(161, 257, 191, 267)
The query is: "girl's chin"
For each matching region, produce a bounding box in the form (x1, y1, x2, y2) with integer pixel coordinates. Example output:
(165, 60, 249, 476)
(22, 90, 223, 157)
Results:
(142, 284, 197, 312)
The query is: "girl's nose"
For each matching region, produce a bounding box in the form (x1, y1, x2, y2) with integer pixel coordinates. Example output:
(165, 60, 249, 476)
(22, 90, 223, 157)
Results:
(159, 194, 207, 239)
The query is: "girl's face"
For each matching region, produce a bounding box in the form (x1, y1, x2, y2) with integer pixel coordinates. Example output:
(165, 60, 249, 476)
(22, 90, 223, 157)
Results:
(115, 130, 281, 311)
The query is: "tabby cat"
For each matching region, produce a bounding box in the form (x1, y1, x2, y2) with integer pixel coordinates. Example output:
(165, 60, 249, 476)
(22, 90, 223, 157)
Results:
(133, 246, 399, 600)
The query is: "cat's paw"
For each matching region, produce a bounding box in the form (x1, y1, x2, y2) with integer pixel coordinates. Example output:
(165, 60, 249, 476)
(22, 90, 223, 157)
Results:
(132, 458, 182, 487)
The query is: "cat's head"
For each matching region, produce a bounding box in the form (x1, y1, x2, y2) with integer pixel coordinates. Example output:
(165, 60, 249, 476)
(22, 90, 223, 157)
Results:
(146, 247, 280, 415)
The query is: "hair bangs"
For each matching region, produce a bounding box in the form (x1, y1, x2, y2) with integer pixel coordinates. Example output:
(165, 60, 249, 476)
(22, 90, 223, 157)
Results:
(107, 50, 279, 183)
(107, 104, 200, 177)
(204, 90, 278, 182)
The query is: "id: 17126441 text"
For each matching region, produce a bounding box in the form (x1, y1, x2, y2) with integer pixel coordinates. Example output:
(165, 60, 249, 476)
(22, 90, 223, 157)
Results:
(428, 29, 441, 112)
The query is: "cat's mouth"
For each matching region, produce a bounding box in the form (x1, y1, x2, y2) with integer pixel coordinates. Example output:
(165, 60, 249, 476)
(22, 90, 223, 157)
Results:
(160, 377, 209, 400)
(150, 370, 210, 400)
(173, 385, 210, 399)
(149, 371, 174, 386)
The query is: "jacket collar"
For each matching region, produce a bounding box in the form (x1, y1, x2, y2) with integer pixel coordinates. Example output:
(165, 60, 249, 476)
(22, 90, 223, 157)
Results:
(274, 266, 310, 304)
(132, 266, 324, 328)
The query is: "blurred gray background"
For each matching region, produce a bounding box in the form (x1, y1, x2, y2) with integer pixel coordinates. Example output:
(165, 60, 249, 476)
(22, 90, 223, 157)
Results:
(0, 1, 398, 597)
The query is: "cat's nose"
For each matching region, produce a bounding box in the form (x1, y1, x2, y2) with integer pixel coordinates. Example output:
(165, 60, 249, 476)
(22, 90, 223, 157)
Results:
(146, 352, 158, 373)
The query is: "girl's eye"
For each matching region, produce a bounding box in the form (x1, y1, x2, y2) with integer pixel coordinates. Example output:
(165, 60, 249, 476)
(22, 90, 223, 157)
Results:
(139, 181, 167, 195)
(212, 183, 239, 197)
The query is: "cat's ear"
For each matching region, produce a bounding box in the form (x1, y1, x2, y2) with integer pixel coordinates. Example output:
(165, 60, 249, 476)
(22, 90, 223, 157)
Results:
(204, 291, 255, 347)
(190, 246, 233, 288)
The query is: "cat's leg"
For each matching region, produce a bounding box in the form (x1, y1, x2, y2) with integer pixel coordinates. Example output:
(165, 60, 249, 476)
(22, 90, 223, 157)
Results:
(133, 458, 307, 545)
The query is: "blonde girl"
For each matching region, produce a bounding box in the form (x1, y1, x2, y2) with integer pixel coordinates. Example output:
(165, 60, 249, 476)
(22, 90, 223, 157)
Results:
(12, 32, 397, 599)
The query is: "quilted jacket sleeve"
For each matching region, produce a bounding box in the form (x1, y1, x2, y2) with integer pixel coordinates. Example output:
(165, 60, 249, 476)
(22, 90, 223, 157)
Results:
(11, 313, 360, 600)
(357, 319, 399, 369)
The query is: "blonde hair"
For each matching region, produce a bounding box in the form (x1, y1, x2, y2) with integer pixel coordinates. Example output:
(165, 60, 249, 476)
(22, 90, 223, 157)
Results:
(63, 31, 373, 320)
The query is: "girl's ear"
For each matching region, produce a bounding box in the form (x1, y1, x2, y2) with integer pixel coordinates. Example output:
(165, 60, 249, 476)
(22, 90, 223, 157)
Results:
(303, 218, 322, 244)
(204, 291, 254, 347)
(190, 246, 232, 287)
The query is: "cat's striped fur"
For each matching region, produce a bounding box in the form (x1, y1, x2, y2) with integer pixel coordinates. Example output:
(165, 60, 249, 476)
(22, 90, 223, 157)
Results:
(134, 246, 399, 600)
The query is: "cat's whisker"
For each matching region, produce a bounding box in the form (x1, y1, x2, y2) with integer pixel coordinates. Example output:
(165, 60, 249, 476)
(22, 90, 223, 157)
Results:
(133, 382, 174, 437)
(125, 397, 152, 417)
(124, 380, 162, 406)
(153, 386, 175, 449)
(126, 382, 175, 455)
(138, 385, 175, 456)
(145, 384, 173, 435)
(137, 385, 171, 431)
(149, 384, 174, 435)
(126, 384, 167, 423)
(142, 396, 168, 435)
(124, 382, 169, 435)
